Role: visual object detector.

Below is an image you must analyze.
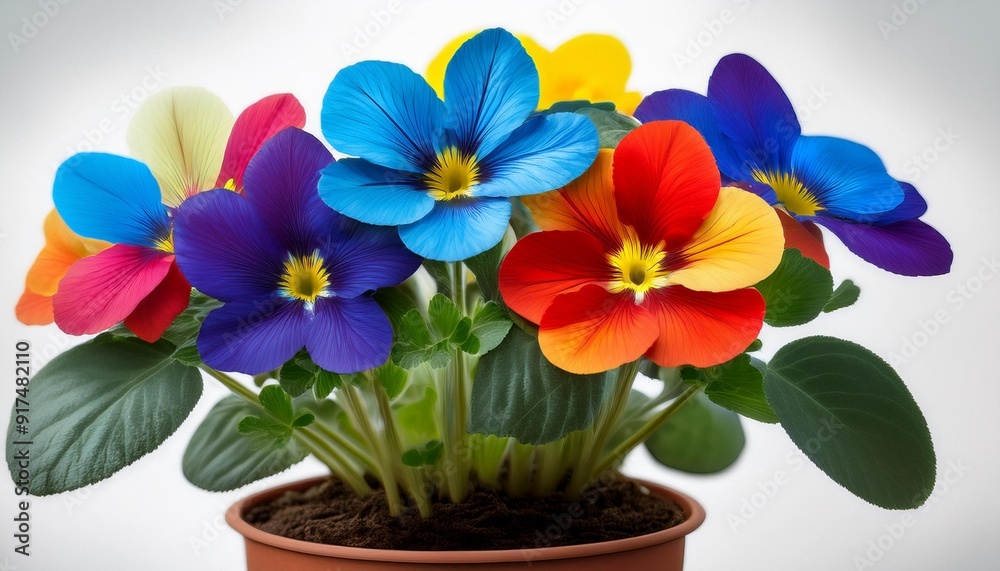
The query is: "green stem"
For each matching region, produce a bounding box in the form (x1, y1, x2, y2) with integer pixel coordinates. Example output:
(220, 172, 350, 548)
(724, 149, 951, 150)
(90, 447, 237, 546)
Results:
(569, 359, 641, 494)
(594, 384, 703, 476)
(340, 382, 403, 515)
(441, 261, 470, 502)
(373, 381, 433, 518)
(505, 441, 533, 497)
(310, 420, 378, 475)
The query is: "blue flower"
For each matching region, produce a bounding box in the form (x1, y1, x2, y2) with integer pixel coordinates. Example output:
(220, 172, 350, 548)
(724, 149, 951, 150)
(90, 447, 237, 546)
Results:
(636, 54, 952, 277)
(173, 128, 421, 375)
(318, 28, 600, 262)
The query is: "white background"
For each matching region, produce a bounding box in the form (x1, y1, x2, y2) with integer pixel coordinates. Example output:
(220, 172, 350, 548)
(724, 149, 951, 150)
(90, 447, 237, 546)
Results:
(1, 1, 998, 569)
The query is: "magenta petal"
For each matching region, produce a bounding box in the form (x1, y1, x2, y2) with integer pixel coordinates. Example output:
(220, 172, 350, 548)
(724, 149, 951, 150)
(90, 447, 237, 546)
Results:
(815, 216, 953, 276)
(53, 244, 172, 335)
(216, 94, 307, 191)
(197, 299, 307, 375)
(306, 296, 391, 373)
(124, 262, 191, 343)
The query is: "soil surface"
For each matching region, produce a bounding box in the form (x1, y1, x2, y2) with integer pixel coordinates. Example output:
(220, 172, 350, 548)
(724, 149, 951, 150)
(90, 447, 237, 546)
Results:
(245, 476, 685, 551)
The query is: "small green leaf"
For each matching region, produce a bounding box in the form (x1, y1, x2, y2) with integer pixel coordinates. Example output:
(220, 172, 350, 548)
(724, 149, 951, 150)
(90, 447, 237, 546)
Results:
(5, 337, 202, 495)
(183, 396, 307, 491)
(450, 316, 473, 345)
(391, 309, 453, 369)
(237, 415, 292, 449)
(422, 260, 452, 297)
(746, 339, 763, 352)
(465, 227, 515, 302)
(401, 448, 424, 467)
(469, 328, 609, 444)
(401, 440, 444, 467)
(373, 362, 409, 400)
(541, 100, 617, 114)
(577, 107, 640, 148)
(468, 301, 513, 355)
(258, 385, 295, 425)
(460, 334, 481, 355)
(755, 249, 834, 327)
(764, 336, 935, 509)
(645, 393, 745, 474)
(313, 370, 340, 399)
(824, 279, 861, 313)
(702, 354, 778, 423)
(428, 293, 462, 337)
(279, 358, 316, 398)
(291, 413, 315, 428)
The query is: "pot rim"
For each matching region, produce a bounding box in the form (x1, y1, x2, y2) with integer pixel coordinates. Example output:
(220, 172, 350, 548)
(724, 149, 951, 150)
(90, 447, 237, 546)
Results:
(225, 475, 705, 564)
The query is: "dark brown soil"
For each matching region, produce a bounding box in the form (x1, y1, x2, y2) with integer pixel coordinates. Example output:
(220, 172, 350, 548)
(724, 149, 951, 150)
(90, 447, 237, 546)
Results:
(245, 476, 685, 551)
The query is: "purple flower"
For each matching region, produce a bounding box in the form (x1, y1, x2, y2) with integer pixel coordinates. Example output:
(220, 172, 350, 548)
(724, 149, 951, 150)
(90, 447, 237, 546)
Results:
(636, 53, 952, 277)
(173, 128, 421, 375)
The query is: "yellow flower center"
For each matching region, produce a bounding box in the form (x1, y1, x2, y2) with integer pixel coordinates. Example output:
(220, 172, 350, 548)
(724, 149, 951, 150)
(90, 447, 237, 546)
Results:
(223, 178, 238, 192)
(753, 170, 822, 217)
(425, 147, 480, 201)
(608, 230, 670, 304)
(154, 230, 174, 254)
(278, 251, 331, 309)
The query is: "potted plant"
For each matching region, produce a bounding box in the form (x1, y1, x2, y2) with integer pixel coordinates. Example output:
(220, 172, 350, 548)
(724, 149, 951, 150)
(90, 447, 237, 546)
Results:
(8, 28, 951, 570)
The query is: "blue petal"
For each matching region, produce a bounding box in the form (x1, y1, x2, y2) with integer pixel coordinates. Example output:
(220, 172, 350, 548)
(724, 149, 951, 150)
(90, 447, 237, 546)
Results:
(321, 218, 423, 298)
(473, 113, 598, 198)
(444, 28, 538, 157)
(814, 216, 953, 276)
(707, 53, 800, 174)
(635, 89, 748, 181)
(242, 128, 335, 255)
(790, 136, 903, 219)
(53, 153, 170, 247)
(318, 158, 434, 226)
(174, 189, 285, 302)
(307, 296, 392, 373)
(322, 61, 445, 172)
(398, 198, 511, 261)
(870, 181, 928, 224)
(198, 298, 307, 375)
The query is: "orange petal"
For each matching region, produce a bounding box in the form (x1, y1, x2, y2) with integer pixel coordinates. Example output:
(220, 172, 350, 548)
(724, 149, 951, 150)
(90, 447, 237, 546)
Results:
(522, 149, 622, 248)
(668, 187, 785, 292)
(644, 287, 765, 368)
(499, 230, 611, 324)
(539, 284, 658, 374)
(613, 121, 721, 251)
(16, 290, 54, 326)
(26, 210, 109, 296)
(777, 210, 830, 269)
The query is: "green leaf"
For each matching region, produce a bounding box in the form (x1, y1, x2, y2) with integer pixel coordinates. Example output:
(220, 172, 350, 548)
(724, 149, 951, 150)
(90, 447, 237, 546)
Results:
(291, 413, 315, 428)
(237, 415, 293, 449)
(428, 293, 462, 337)
(390, 308, 453, 369)
(824, 279, 861, 313)
(373, 361, 408, 400)
(468, 301, 513, 355)
(258, 385, 295, 425)
(509, 198, 538, 239)
(422, 260, 452, 297)
(401, 440, 443, 467)
(702, 354, 778, 423)
(5, 337, 203, 495)
(755, 249, 834, 327)
(106, 291, 222, 366)
(183, 396, 307, 491)
(278, 351, 343, 399)
(541, 100, 617, 114)
(578, 108, 640, 148)
(465, 227, 515, 302)
(645, 393, 745, 474)
(746, 339, 763, 352)
(313, 370, 340, 399)
(763, 336, 935, 509)
(469, 328, 609, 444)
(394, 381, 439, 447)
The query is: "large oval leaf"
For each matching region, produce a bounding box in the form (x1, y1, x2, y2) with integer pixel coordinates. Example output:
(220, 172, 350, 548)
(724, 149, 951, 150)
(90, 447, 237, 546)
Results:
(764, 336, 935, 508)
(469, 327, 609, 444)
(5, 337, 203, 495)
(182, 395, 308, 491)
(644, 393, 745, 474)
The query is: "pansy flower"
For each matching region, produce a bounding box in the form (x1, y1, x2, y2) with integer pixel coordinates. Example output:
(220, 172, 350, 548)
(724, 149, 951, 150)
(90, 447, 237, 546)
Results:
(318, 27, 599, 261)
(635, 53, 952, 276)
(427, 32, 643, 114)
(174, 128, 421, 375)
(49, 88, 306, 341)
(499, 121, 784, 375)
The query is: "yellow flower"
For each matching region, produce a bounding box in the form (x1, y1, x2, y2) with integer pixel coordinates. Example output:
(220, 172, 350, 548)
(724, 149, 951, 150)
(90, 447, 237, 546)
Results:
(427, 32, 641, 115)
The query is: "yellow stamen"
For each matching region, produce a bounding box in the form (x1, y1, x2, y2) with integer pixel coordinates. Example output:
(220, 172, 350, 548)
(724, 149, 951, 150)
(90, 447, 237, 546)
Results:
(223, 178, 238, 192)
(425, 147, 479, 201)
(154, 230, 174, 254)
(607, 228, 670, 304)
(753, 170, 822, 217)
(278, 250, 331, 309)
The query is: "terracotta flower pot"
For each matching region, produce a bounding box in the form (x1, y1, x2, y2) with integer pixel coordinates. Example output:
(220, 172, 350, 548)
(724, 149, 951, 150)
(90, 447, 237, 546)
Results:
(226, 476, 705, 570)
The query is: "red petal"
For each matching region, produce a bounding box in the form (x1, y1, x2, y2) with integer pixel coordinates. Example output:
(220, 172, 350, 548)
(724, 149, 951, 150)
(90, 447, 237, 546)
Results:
(539, 284, 659, 374)
(777, 210, 829, 269)
(499, 230, 611, 324)
(644, 287, 765, 368)
(124, 262, 191, 342)
(216, 94, 307, 191)
(613, 121, 721, 250)
(52, 245, 172, 335)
